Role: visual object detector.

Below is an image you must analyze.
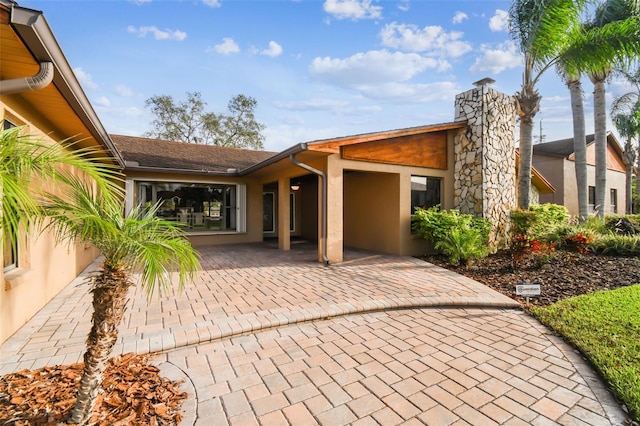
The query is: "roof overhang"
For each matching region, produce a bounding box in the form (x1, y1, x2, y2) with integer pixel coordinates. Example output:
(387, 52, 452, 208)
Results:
(0, 1, 124, 167)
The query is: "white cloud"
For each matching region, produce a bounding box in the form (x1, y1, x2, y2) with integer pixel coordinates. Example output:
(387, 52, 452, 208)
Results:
(489, 9, 509, 32)
(261, 41, 283, 58)
(114, 84, 134, 97)
(127, 25, 187, 41)
(397, 0, 410, 12)
(203, 0, 221, 8)
(323, 0, 382, 21)
(94, 96, 111, 107)
(379, 22, 472, 58)
(452, 11, 468, 24)
(129, 0, 151, 4)
(309, 50, 444, 88)
(274, 98, 349, 111)
(469, 42, 521, 74)
(212, 37, 240, 55)
(74, 67, 98, 90)
(357, 81, 459, 103)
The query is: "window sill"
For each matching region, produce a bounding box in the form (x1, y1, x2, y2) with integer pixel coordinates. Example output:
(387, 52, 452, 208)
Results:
(4, 268, 34, 291)
(186, 230, 246, 236)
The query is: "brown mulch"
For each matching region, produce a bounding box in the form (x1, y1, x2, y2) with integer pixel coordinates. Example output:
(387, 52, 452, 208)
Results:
(423, 250, 640, 307)
(0, 353, 187, 425)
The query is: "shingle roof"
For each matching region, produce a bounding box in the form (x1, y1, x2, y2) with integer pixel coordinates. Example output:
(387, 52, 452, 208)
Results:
(110, 134, 275, 173)
(532, 134, 596, 157)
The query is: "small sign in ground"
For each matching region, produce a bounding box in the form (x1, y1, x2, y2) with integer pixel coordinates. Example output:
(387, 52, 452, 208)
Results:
(516, 281, 541, 297)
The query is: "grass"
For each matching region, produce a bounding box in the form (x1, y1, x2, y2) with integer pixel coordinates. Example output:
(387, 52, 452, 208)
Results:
(532, 284, 640, 421)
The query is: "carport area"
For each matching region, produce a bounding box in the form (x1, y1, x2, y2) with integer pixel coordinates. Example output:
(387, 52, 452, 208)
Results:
(0, 243, 627, 425)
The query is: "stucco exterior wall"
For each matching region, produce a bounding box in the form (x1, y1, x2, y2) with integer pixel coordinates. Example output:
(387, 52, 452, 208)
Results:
(1, 102, 101, 343)
(536, 156, 627, 217)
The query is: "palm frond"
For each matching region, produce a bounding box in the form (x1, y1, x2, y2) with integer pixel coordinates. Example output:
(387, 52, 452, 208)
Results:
(42, 176, 201, 299)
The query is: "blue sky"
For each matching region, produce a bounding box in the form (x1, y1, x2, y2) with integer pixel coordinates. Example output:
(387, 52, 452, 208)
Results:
(21, 0, 632, 152)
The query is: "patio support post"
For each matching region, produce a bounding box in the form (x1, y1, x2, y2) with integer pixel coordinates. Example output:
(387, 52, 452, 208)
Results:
(325, 156, 343, 264)
(277, 178, 290, 251)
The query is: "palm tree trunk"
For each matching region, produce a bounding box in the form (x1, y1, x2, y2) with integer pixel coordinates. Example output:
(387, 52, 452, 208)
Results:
(593, 78, 608, 217)
(623, 139, 635, 214)
(68, 266, 132, 425)
(568, 78, 589, 221)
(516, 89, 541, 209)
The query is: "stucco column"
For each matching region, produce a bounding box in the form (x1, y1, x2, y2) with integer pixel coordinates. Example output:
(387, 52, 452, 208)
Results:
(325, 155, 343, 263)
(277, 178, 290, 251)
(453, 80, 517, 248)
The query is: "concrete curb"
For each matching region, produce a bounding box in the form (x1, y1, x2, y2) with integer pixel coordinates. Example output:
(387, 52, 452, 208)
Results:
(156, 361, 197, 426)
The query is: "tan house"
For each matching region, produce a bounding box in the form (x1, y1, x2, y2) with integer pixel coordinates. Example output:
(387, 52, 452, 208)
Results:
(1, 0, 554, 345)
(532, 133, 627, 216)
(114, 83, 555, 266)
(0, 0, 124, 343)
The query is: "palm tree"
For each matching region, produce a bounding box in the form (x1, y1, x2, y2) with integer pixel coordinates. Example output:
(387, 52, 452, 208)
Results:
(1, 124, 120, 266)
(559, 69, 590, 220)
(43, 175, 201, 424)
(581, 0, 640, 216)
(557, 1, 639, 219)
(611, 64, 640, 210)
(613, 113, 640, 212)
(509, 0, 587, 209)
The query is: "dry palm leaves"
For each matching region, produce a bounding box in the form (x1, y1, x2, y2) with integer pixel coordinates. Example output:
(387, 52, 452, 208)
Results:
(0, 353, 187, 425)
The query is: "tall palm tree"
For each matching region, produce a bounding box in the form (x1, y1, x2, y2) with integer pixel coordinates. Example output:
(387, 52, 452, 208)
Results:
(1, 124, 120, 264)
(611, 64, 640, 210)
(43, 176, 201, 424)
(613, 113, 640, 212)
(509, 0, 587, 209)
(581, 0, 640, 216)
(557, 1, 639, 219)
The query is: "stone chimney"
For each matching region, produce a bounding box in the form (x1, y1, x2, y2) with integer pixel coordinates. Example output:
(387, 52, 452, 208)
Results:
(453, 78, 517, 248)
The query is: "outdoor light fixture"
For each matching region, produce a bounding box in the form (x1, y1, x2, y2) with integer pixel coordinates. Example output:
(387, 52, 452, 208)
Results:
(290, 183, 300, 191)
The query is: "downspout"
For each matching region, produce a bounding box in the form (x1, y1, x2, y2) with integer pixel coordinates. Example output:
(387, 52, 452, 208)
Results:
(0, 61, 54, 95)
(290, 154, 330, 266)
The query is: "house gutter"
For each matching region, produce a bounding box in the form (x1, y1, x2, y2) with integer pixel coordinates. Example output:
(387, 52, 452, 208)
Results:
(5, 3, 125, 168)
(0, 61, 53, 94)
(239, 143, 307, 176)
(289, 153, 329, 266)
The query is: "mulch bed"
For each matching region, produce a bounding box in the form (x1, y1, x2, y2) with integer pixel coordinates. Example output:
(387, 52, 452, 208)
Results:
(423, 250, 640, 307)
(0, 353, 186, 425)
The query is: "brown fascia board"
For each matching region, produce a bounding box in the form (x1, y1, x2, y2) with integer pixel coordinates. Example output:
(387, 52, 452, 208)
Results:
(8, 3, 125, 167)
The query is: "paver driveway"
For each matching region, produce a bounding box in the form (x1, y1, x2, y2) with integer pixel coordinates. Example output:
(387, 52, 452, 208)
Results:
(0, 243, 628, 425)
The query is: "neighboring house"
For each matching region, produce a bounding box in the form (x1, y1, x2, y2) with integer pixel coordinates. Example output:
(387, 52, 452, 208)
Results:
(114, 82, 555, 266)
(0, 1, 123, 343)
(532, 133, 626, 216)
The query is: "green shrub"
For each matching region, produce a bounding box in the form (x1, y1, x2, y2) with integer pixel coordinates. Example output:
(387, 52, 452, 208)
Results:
(412, 207, 491, 266)
(529, 203, 570, 228)
(589, 234, 640, 256)
(604, 215, 640, 235)
(434, 227, 491, 267)
(511, 204, 569, 241)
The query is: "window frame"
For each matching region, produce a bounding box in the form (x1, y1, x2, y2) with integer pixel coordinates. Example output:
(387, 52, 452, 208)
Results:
(135, 180, 247, 233)
(3, 119, 18, 272)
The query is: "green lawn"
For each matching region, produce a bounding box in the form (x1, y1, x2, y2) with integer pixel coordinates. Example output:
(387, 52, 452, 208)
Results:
(532, 285, 640, 421)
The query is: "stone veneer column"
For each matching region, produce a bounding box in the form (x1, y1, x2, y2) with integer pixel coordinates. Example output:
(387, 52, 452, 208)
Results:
(453, 81, 517, 248)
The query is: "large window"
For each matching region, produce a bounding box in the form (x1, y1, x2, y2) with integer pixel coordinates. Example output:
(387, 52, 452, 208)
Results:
(411, 176, 442, 213)
(137, 182, 245, 232)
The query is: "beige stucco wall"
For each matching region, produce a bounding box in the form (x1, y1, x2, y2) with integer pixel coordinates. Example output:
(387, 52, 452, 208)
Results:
(321, 131, 456, 260)
(535, 156, 627, 216)
(1, 102, 101, 344)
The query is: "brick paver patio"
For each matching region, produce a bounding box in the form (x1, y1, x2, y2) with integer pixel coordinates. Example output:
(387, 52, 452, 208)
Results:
(0, 242, 628, 425)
